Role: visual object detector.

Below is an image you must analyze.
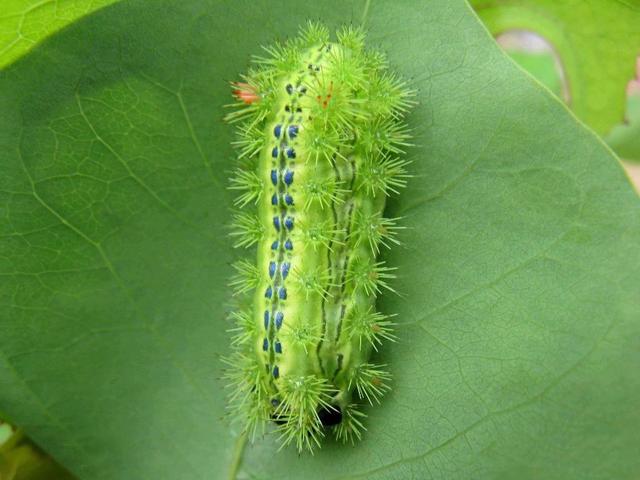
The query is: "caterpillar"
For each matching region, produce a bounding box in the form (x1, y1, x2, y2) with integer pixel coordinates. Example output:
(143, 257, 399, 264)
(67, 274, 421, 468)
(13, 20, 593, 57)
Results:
(223, 21, 413, 452)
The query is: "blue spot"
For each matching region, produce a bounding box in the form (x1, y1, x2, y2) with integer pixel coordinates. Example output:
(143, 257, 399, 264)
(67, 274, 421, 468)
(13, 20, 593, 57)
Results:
(278, 287, 287, 300)
(271, 398, 280, 407)
(284, 239, 293, 250)
(262, 338, 269, 351)
(286, 84, 294, 95)
(265, 286, 273, 299)
(286, 148, 296, 159)
(268, 261, 276, 279)
(274, 124, 282, 138)
(288, 125, 299, 139)
(284, 194, 294, 206)
(284, 170, 294, 186)
(271, 193, 278, 206)
(273, 365, 280, 379)
(285, 216, 294, 231)
(272, 147, 279, 158)
(273, 216, 280, 231)
(275, 312, 283, 329)
(270, 169, 278, 185)
(275, 341, 282, 354)
(281, 262, 290, 279)
(264, 310, 270, 329)
(271, 240, 279, 250)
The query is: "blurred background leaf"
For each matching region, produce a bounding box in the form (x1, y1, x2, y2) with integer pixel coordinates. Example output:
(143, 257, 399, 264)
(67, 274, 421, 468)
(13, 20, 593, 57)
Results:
(505, 49, 562, 97)
(0, 0, 119, 69)
(607, 94, 640, 162)
(471, 0, 640, 162)
(1, 421, 74, 480)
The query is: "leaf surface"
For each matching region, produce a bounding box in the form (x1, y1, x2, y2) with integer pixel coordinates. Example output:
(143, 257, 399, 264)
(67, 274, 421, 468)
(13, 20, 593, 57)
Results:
(0, 0, 119, 69)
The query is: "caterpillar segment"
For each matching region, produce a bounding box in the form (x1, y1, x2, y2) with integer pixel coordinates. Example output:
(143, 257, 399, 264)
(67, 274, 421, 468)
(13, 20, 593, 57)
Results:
(224, 22, 414, 452)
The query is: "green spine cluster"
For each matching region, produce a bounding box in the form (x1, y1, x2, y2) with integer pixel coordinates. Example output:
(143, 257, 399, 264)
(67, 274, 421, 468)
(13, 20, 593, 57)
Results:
(224, 22, 413, 452)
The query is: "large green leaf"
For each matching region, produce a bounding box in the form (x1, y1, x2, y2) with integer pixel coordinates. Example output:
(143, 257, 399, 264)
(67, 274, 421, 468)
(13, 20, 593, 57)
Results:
(0, 1, 639, 479)
(471, 0, 640, 136)
(0, 0, 119, 69)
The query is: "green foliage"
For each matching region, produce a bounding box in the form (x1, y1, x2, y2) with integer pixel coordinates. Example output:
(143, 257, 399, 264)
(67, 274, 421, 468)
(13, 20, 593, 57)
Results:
(606, 94, 640, 162)
(470, 0, 640, 136)
(506, 50, 562, 96)
(0, 0, 638, 479)
(0, 0, 119, 69)
(0, 423, 74, 480)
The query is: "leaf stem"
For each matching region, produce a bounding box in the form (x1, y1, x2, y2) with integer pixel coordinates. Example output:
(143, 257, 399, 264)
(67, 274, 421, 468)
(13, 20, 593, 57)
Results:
(227, 431, 248, 480)
(361, 0, 371, 26)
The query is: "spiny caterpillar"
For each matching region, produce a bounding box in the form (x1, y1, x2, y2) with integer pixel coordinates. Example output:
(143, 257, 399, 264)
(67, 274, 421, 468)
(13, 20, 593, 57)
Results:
(223, 22, 413, 452)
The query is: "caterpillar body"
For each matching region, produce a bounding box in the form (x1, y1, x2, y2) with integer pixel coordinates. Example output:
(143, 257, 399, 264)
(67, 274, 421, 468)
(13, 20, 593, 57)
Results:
(224, 22, 413, 452)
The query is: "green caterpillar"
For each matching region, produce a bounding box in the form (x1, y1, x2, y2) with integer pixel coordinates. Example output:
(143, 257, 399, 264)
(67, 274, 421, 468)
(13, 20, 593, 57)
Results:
(223, 22, 413, 452)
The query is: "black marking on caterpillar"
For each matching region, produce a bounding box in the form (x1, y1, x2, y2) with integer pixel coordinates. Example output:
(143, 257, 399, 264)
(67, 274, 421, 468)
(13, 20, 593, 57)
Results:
(223, 21, 414, 452)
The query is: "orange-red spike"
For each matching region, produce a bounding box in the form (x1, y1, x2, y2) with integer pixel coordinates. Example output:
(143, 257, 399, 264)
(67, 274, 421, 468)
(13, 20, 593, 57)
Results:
(232, 82, 260, 104)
